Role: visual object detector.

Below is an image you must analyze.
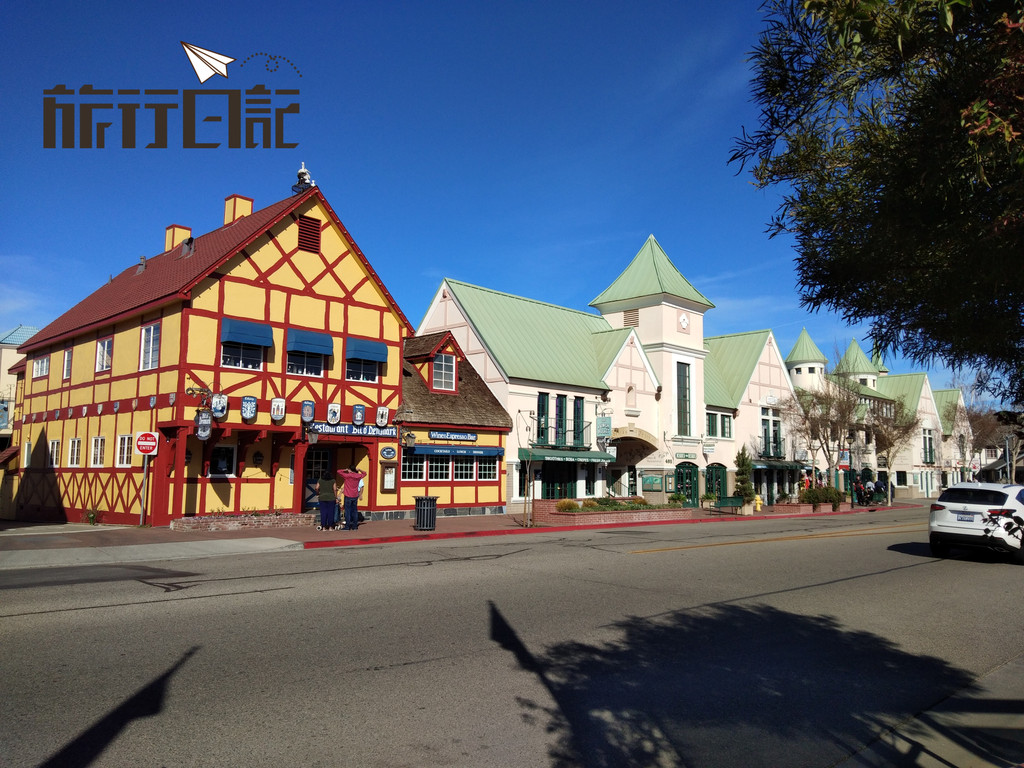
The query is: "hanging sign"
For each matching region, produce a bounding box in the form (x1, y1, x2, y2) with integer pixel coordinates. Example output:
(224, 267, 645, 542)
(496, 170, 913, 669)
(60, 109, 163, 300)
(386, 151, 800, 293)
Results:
(352, 404, 365, 426)
(376, 406, 389, 427)
(270, 398, 286, 420)
(211, 394, 228, 419)
(327, 403, 341, 425)
(301, 400, 315, 423)
(241, 396, 257, 420)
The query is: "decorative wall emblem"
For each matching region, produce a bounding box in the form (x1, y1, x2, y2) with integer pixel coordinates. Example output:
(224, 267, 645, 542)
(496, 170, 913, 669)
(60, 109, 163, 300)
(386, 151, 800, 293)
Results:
(113, 401, 120, 412)
(270, 398, 286, 420)
(375, 406, 389, 427)
(67, 408, 73, 418)
(301, 400, 315, 423)
(380, 446, 397, 460)
(352, 404, 365, 426)
(149, 396, 157, 408)
(169, 393, 176, 406)
(82, 406, 88, 417)
(211, 394, 228, 419)
(96, 403, 103, 415)
(326, 403, 341, 425)
(241, 396, 257, 420)
(53, 410, 59, 420)
(132, 398, 138, 410)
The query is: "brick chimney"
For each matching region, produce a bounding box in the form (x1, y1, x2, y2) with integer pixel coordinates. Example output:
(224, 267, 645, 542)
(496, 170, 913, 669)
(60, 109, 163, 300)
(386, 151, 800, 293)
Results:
(224, 194, 254, 225)
(165, 224, 192, 252)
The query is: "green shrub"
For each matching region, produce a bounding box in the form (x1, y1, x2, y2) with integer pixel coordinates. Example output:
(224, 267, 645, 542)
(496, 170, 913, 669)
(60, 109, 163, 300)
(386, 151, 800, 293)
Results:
(734, 446, 755, 504)
(580, 499, 599, 508)
(798, 486, 843, 510)
(555, 499, 580, 513)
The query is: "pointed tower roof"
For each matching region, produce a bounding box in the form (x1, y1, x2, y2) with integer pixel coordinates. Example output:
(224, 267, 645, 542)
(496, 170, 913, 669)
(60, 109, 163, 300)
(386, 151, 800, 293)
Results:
(835, 339, 877, 376)
(871, 349, 890, 374)
(589, 235, 713, 310)
(785, 328, 827, 366)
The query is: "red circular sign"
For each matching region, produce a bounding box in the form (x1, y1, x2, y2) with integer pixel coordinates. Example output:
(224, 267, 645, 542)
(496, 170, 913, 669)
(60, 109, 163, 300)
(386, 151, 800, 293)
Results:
(136, 432, 159, 455)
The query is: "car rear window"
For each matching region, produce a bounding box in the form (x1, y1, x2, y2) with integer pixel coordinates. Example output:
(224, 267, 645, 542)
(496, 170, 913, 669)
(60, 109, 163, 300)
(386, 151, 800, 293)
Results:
(937, 488, 1008, 505)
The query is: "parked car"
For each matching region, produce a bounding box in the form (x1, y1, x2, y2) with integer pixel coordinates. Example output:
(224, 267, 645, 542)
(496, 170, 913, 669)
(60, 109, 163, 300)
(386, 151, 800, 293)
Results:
(929, 482, 1024, 563)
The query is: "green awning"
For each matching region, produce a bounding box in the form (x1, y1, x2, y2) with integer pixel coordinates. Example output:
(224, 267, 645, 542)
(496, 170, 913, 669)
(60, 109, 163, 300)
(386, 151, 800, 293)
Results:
(519, 448, 615, 463)
(753, 460, 803, 470)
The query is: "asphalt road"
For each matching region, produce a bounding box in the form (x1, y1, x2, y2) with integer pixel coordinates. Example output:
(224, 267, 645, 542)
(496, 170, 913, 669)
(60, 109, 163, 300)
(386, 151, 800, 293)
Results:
(2, 506, 1023, 767)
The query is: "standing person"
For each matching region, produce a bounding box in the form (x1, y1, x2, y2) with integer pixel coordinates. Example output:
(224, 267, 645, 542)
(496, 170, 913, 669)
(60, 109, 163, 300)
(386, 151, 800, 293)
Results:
(315, 471, 337, 531)
(337, 464, 367, 530)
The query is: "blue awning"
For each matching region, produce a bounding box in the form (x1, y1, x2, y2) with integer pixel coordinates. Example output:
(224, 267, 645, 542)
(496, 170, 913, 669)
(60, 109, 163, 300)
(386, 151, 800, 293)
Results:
(221, 318, 273, 347)
(346, 338, 388, 362)
(413, 445, 504, 457)
(287, 329, 334, 355)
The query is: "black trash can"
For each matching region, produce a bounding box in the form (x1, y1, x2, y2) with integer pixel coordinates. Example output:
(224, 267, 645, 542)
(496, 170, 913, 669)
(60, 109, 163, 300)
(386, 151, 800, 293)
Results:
(414, 496, 438, 531)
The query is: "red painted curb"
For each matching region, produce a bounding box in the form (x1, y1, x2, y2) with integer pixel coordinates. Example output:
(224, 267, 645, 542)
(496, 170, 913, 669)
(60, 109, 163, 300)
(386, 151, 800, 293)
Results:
(301, 505, 897, 550)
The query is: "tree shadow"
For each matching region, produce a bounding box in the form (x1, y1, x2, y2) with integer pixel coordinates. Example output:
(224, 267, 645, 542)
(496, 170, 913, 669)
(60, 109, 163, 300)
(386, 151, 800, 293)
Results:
(490, 601, 982, 767)
(37, 646, 199, 768)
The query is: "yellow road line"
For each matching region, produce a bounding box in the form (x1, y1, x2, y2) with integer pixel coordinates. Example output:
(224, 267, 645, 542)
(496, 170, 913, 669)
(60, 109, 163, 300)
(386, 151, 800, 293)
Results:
(629, 523, 927, 555)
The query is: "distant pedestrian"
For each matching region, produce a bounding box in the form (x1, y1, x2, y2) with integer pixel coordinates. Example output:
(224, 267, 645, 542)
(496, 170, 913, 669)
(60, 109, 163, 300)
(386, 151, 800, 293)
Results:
(337, 465, 367, 530)
(315, 471, 337, 531)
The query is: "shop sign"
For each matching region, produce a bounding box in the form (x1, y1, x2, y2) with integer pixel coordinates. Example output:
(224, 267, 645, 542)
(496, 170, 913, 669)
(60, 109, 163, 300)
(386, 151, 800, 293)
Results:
(241, 396, 257, 420)
(380, 446, 397, 460)
(352, 404, 365, 425)
(211, 393, 228, 419)
(596, 416, 612, 439)
(326, 403, 341, 425)
(301, 400, 315, 423)
(675, 452, 696, 459)
(270, 398, 286, 420)
(429, 430, 477, 441)
(376, 406, 389, 427)
(309, 422, 397, 438)
(703, 443, 715, 454)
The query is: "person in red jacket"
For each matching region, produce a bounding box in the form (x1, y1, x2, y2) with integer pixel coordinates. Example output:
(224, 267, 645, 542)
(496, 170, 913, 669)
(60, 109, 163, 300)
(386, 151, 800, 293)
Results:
(337, 464, 367, 530)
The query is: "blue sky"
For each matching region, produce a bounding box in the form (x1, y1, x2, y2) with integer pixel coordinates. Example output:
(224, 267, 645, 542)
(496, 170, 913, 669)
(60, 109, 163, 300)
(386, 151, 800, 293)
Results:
(1, 1, 953, 384)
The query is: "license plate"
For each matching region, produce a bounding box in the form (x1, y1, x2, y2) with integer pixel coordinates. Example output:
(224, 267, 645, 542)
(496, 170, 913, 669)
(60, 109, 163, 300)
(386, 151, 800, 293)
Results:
(956, 513, 975, 522)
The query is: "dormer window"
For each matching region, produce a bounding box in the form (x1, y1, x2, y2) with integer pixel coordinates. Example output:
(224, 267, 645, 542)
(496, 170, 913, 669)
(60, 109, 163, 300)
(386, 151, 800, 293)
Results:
(433, 353, 455, 391)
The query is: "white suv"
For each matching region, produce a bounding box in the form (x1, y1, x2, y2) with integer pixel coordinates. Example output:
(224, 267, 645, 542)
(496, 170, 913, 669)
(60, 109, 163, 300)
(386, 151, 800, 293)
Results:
(929, 482, 1024, 563)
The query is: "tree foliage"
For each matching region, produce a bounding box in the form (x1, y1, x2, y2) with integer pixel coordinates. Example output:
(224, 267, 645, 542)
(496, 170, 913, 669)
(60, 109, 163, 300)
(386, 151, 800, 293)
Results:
(779, 377, 862, 484)
(733, 0, 1024, 404)
(869, 395, 922, 502)
(734, 445, 757, 503)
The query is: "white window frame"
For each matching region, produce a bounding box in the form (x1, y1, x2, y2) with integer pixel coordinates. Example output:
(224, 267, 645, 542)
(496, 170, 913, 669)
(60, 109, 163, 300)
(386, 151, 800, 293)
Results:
(401, 450, 424, 480)
(453, 456, 475, 481)
(140, 322, 160, 371)
(23, 441, 31, 467)
(427, 455, 451, 480)
(68, 438, 81, 467)
(477, 456, 498, 481)
(48, 439, 60, 467)
(345, 358, 379, 383)
(63, 349, 73, 380)
(220, 341, 263, 370)
(433, 353, 455, 391)
(32, 356, 50, 378)
(96, 337, 113, 372)
(116, 434, 133, 467)
(286, 350, 324, 377)
(90, 436, 105, 467)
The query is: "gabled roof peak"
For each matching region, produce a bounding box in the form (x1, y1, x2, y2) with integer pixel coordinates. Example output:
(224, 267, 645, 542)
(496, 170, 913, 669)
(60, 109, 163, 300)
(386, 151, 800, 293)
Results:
(589, 235, 714, 310)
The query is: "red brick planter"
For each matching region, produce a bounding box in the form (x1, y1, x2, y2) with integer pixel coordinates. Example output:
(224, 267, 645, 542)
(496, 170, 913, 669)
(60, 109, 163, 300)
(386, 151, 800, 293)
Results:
(170, 512, 318, 532)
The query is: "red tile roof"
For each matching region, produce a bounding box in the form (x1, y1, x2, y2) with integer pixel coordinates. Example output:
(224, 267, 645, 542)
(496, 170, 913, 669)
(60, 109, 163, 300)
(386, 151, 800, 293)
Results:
(21, 187, 321, 353)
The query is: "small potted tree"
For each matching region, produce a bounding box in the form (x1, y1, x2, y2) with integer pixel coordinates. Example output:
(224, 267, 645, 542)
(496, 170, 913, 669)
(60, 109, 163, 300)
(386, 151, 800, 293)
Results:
(734, 446, 756, 515)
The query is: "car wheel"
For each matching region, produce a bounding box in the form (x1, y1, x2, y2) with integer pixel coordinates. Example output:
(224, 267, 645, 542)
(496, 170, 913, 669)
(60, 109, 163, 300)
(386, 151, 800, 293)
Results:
(929, 537, 951, 558)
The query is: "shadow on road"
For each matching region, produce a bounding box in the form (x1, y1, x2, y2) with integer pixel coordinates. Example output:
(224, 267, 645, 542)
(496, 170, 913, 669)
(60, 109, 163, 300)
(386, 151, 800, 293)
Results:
(38, 646, 199, 768)
(490, 601, 983, 767)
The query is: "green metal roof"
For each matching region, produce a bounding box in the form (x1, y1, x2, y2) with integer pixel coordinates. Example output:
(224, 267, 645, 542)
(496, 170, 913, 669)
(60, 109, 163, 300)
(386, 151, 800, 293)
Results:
(836, 340, 877, 375)
(442, 279, 615, 389)
(589, 235, 714, 309)
(785, 328, 827, 365)
(704, 330, 773, 409)
(933, 388, 962, 435)
(875, 373, 927, 412)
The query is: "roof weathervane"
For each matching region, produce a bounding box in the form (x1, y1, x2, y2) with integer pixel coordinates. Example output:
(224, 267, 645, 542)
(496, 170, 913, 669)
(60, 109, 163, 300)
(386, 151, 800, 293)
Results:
(292, 162, 316, 194)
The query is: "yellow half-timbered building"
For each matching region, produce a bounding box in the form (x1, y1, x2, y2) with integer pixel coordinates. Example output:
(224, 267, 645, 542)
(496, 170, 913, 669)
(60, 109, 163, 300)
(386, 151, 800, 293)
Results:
(8, 175, 509, 525)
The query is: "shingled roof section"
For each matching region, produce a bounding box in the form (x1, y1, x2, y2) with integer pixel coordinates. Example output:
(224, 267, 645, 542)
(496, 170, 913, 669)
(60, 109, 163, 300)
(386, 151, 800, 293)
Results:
(20, 187, 323, 354)
(396, 332, 512, 431)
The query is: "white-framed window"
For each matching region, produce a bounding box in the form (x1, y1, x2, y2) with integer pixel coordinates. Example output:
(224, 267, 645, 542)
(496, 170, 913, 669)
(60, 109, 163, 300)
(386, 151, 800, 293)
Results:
(401, 449, 424, 480)
(68, 438, 81, 467)
(453, 456, 475, 481)
(96, 337, 113, 372)
(287, 351, 324, 377)
(90, 436, 105, 467)
(48, 440, 60, 467)
(433, 353, 455, 391)
(140, 322, 160, 371)
(478, 457, 498, 481)
(721, 414, 733, 439)
(427, 455, 450, 480)
(209, 444, 237, 476)
(63, 349, 73, 380)
(116, 435, 133, 467)
(221, 342, 263, 370)
(345, 359, 378, 383)
(32, 356, 50, 378)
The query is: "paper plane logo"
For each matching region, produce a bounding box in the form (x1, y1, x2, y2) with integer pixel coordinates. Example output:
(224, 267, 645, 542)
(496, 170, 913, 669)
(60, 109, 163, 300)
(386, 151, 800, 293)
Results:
(181, 41, 235, 83)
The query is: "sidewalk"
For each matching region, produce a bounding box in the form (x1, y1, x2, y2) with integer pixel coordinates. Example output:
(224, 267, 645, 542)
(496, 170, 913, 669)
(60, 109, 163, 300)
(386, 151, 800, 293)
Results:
(0, 503, 879, 571)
